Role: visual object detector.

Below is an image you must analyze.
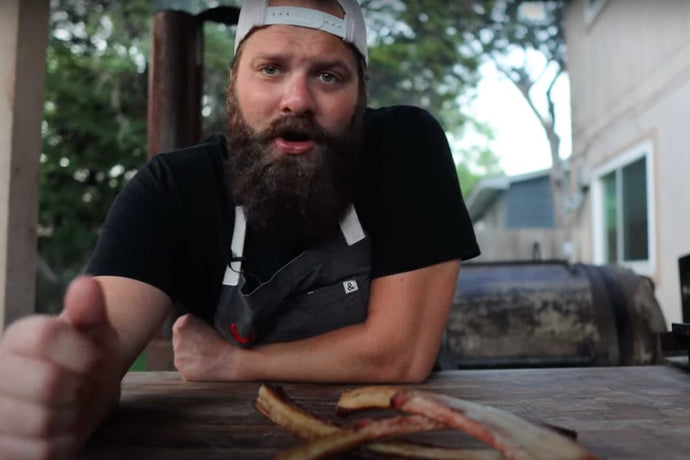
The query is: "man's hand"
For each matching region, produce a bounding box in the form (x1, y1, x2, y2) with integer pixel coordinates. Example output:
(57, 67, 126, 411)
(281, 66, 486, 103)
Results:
(172, 314, 237, 382)
(0, 277, 122, 459)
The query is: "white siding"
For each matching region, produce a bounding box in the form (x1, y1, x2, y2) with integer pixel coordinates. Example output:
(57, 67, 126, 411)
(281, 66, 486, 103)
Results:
(566, 0, 690, 325)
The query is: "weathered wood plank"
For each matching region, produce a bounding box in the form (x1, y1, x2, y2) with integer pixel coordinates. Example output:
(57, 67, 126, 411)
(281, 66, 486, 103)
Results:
(83, 366, 690, 459)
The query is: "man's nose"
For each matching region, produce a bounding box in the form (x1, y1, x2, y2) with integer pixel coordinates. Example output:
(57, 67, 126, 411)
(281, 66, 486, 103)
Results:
(279, 74, 315, 116)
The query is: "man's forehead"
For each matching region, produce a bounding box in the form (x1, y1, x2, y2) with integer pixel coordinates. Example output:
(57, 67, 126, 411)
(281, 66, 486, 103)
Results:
(241, 25, 358, 68)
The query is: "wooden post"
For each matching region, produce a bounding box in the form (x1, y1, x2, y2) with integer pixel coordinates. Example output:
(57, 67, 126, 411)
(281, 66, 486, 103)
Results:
(145, 10, 204, 368)
(0, 0, 49, 332)
(148, 10, 203, 158)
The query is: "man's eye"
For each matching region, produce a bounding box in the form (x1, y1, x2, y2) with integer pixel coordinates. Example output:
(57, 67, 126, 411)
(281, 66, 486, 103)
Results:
(319, 72, 340, 84)
(260, 65, 281, 76)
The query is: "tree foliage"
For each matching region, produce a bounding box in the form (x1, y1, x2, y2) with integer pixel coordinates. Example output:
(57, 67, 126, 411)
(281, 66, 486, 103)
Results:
(361, 0, 505, 198)
(363, 1, 481, 130)
(39, 0, 152, 311)
(463, 0, 569, 226)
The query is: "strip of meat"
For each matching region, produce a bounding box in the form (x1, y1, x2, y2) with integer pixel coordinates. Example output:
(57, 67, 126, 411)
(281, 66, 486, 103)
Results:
(275, 414, 452, 460)
(391, 390, 598, 460)
(256, 384, 502, 459)
(335, 385, 400, 416)
(255, 384, 340, 439)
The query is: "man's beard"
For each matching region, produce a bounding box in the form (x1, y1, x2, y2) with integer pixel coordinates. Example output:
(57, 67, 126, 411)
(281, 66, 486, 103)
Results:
(225, 85, 364, 244)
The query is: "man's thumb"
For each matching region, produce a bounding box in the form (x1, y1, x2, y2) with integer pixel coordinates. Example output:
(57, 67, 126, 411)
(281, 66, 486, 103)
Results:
(62, 276, 109, 331)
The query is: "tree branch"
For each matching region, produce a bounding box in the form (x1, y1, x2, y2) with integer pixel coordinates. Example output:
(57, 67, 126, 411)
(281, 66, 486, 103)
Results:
(492, 58, 549, 135)
(545, 65, 564, 130)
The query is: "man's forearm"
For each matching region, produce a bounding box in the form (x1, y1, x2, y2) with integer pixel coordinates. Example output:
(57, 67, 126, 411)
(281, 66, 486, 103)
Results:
(228, 261, 461, 383)
(174, 261, 460, 384)
(232, 321, 434, 383)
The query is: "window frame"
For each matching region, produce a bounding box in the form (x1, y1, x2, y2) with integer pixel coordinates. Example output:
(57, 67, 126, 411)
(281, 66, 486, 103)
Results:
(591, 139, 656, 275)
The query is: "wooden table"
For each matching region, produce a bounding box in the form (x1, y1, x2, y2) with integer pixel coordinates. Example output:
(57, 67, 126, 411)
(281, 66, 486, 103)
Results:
(83, 365, 690, 459)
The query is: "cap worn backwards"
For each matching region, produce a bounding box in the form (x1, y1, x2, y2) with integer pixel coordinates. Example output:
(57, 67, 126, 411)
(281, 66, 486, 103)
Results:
(234, 0, 368, 65)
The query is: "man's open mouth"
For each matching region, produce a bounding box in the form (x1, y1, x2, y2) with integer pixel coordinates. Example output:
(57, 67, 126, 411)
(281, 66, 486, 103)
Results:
(281, 131, 312, 142)
(274, 131, 316, 155)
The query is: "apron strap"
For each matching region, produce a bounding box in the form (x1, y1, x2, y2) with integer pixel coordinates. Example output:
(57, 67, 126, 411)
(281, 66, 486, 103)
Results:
(222, 204, 364, 286)
(339, 204, 365, 246)
(222, 206, 247, 286)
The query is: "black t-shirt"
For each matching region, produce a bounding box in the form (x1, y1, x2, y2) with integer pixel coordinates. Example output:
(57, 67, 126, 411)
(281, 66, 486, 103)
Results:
(87, 106, 480, 322)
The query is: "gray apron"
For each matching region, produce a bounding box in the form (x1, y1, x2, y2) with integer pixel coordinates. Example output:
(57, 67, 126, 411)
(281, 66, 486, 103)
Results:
(213, 205, 371, 347)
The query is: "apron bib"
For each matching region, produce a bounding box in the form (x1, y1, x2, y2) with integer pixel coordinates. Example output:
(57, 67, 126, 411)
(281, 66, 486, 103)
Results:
(213, 205, 371, 347)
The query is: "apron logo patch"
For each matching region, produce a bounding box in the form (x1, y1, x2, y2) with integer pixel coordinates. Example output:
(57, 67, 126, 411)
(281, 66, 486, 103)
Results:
(343, 280, 359, 294)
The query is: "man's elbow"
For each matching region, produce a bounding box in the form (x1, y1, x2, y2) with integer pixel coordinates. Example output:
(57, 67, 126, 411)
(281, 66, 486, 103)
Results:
(363, 343, 435, 383)
(397, 355, 435, 383)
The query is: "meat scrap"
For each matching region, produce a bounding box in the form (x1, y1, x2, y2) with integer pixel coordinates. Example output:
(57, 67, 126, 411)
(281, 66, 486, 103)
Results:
(338, 387, 578, 441)
(339, 387, 596, 460)
(256, 384, 502, 459)
(335, 385, 400, 416)
(256, 384, 341, 439)
(257, 384, 597, 460)
(275, 414, 450, 460)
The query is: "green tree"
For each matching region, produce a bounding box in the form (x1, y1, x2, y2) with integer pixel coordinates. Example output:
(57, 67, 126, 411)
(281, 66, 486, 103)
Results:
(359, 1, 505, 197)
(454, 121, 504, 199)
(464, 0, 571, 228)
(39, 0, 152, 311)
(363, 1, 481, 131)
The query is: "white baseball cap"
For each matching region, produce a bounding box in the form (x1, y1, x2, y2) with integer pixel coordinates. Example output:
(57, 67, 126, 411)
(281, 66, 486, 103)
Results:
(234, 0, 368, 65)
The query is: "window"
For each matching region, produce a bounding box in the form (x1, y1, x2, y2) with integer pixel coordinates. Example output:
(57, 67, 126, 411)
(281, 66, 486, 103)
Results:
(592, 139, 655, 275)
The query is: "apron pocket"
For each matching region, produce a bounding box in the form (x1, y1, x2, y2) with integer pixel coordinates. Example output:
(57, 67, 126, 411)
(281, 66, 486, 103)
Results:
(259, 276, 370, 344)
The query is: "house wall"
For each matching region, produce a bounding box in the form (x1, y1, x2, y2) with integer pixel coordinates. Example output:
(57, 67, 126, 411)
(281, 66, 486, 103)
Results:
(505, 176, 555, 228)
(473, 181, 565, 262)
(566, 0, 690, 325)
(473, 227, 566, 262)
(478, 194, 508, 230)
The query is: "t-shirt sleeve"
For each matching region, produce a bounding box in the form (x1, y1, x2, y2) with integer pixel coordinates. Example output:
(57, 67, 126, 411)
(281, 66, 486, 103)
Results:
(86, 154, 182, 297)
(359, 106, 480, 279)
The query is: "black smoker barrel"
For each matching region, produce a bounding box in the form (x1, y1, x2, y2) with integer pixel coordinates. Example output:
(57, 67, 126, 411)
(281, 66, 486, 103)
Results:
(447, 262, 667, 368)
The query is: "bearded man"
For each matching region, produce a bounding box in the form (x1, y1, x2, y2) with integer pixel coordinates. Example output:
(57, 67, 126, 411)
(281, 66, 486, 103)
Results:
(0, 0, 479, 457)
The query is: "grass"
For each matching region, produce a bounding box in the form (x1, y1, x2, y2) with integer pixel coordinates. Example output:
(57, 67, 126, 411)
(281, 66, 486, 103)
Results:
(129, 352, 147, 372)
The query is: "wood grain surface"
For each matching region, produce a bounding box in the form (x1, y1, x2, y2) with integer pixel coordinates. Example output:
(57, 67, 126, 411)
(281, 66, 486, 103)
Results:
(82, 366, 690, 459)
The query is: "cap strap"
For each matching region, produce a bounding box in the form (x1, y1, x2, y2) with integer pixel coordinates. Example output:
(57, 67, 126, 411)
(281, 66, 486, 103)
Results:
(264, 6, 346, 39)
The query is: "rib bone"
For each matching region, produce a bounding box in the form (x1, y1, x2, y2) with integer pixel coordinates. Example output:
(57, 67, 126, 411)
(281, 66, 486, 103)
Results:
(391, 390, 597, 460)
(275, 415, 454, 460)
(256, 384, 502, 459)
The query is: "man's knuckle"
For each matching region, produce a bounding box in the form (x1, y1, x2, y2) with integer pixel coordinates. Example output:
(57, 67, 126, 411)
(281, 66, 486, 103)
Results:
(34, 406, 59, 437)
(38, 366, 66, 402)
(34, 319, 63, 350)
(2, 316, 49, 350)
(172, 315, 189, 333)
(80, 347, 102, 374)
(34, 439, 63, 460)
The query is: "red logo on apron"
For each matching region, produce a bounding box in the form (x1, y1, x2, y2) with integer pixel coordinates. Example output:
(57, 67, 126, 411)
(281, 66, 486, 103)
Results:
(230, 323, 256, 345)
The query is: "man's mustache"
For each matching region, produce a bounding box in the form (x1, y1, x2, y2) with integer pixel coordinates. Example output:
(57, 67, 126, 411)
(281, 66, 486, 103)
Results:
(256, 116, 330, 145)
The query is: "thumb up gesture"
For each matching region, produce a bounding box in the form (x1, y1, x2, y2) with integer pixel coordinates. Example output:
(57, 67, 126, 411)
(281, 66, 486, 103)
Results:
(0, 276, 121, 459)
